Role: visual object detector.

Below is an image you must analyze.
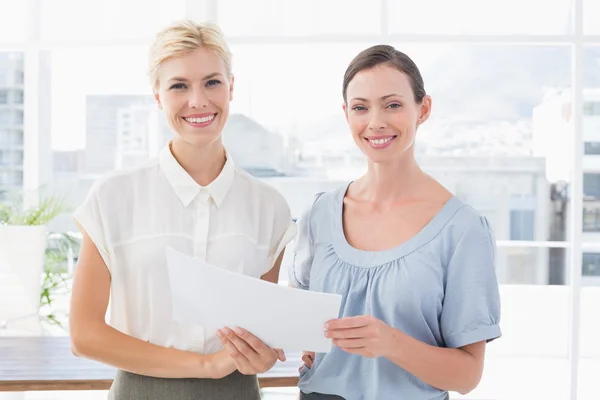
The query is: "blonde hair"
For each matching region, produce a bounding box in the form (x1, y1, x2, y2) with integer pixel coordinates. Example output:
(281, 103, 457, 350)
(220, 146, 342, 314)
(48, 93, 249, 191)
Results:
(148, 20, 233, 91)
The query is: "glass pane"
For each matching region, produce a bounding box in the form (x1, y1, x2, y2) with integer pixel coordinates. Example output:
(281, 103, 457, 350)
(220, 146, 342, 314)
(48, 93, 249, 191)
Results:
(229, 44, 570, 243)
(584, 0, 600, 35)
(579, 287, 600, 400)
(467, 285, 570, 399)
(0, 0, 27, 42)
(497, 246, 568, 285)
(49, 47, 155, 232)
(388, 0, 572, 35)
(0, 52, 24, 196)
(41, 0, 185, 42)
(218, 0, 381, 36)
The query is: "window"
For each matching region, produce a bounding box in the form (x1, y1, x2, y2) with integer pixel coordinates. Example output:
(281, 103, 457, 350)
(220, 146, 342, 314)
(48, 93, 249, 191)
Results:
(14, 110, 23, 125)
(582, 253, 600, 277)
(0, 89, 7, 104)
(0, 0, 27, 42)
(388, 0, 571, 35)
(584, 173, 600, 199)
(0, 110, 9, 125)
(583, 101, 600, 116)
(219, 0, 380, 36)
(13, 90, 23, 105)
(584, 0, 600, 34)
(510, 210, 535, 240)
(584, 142, 600, 155)
(583, 206, 600, 232)
(40, 0, 185, 42)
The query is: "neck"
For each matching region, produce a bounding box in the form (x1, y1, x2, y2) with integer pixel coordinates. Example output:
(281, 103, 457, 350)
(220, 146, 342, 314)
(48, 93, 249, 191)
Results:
(359, 147, 426, 203)
(170, 138, 226, 186)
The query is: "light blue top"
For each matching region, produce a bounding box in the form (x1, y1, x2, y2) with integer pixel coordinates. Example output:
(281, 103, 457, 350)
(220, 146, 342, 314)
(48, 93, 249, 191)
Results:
(288, 184, 502, 400)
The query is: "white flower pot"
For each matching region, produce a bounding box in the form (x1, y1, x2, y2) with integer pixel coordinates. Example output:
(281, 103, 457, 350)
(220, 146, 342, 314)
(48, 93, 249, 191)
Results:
(0, 225, 47, 335)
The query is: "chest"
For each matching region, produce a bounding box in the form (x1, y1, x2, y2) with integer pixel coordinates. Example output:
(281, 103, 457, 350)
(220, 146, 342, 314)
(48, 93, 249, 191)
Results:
(107, 198, 272, 279)
(342, 202, 440, 252)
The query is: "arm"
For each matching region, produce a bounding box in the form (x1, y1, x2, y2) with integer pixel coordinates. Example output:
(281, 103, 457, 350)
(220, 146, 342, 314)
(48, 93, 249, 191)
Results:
(387, 330, 485, 394)
(69, 230, 233, 379)
(325, 316, 484, 394)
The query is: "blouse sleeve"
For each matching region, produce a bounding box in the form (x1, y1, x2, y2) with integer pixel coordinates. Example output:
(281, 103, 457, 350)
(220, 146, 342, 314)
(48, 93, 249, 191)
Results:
(440, 216, 502, 348)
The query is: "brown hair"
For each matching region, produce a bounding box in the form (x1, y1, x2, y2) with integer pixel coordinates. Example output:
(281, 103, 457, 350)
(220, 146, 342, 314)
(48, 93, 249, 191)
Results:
(342, 45, 426, 104)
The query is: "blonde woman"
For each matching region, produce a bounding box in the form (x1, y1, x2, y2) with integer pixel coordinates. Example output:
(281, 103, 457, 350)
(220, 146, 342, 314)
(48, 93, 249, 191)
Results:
(68, 20, 295, 399)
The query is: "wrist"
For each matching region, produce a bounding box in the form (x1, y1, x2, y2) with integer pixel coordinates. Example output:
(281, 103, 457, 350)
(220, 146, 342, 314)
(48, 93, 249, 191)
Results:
(207, 351, 236, 379)
(385, 326, 407, 362)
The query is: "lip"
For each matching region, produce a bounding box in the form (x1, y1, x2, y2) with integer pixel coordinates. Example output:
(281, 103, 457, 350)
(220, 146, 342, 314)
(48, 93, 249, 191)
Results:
(182, 112, 216, 118)
(182, 113, 218, 128)
(364, 135, 397, 149)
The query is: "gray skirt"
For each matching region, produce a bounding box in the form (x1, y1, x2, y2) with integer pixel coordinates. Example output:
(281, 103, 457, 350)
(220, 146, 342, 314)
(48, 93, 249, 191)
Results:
(108, 369, 261, 400)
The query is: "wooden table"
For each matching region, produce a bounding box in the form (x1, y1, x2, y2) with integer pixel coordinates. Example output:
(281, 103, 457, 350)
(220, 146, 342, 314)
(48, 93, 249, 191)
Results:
(0, 337, 299, 392)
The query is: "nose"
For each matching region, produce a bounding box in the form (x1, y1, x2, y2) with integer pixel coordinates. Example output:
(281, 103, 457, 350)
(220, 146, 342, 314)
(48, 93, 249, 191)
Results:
(188, 87, 208, 109)
(368, 109, 387, 131)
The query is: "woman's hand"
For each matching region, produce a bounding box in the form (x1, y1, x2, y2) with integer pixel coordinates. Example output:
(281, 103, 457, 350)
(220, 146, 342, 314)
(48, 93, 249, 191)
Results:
(325, 315, 395, 358)
(299, 351, 315, 373)
(217, 327, 285, 375)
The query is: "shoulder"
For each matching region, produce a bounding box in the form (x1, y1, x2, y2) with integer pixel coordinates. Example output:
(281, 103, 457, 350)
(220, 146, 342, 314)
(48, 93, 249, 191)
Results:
(301, 184, 344, 219)
(442, 198, 496, 253)
(231, 167, 290, 214)
(85, 159, 159, 204)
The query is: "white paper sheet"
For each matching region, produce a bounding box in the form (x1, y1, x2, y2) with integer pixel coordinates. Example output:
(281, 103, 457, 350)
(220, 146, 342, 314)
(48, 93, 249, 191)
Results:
(165, 247, 342, 353)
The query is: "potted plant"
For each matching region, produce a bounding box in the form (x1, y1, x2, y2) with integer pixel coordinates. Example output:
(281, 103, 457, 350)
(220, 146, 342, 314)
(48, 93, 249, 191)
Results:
(0, 193, 68, 335)
(39, 231, 80, 331)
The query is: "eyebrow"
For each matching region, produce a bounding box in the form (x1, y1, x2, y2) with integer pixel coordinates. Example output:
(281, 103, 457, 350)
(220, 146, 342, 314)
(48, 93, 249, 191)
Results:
(351, 93, 405, 102)
(167, 72, 224, 83)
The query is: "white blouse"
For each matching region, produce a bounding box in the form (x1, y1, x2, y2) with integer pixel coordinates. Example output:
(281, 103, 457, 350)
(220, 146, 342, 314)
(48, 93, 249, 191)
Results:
(73, 145, 296, 354)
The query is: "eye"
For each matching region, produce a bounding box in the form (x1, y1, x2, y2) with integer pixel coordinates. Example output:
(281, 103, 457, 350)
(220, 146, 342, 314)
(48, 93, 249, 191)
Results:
(206, 79, 222, 87)
(169, 83, 186, 90)
(387, 103, 401, 109)
(352, 105, 367, 111)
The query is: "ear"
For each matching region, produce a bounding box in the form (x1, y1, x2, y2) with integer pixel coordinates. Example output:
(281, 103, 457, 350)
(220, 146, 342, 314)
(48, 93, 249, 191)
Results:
(417, 95, 432, 126)
(154, 91, 162, 110)
(229, 75, 235, 101)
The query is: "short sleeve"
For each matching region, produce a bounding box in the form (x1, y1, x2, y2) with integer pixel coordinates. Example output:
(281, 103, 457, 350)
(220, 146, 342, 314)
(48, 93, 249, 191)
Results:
(441, 216, 502, 348)
(72, 182, 111, 272)
(288, 193, 323, 290)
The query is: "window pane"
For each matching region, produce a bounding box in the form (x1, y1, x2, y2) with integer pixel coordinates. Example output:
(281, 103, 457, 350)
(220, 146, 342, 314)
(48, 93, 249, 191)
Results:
(497, 246, 567, 285)
(584, 0, 600, 35)
(0, 89, 7, 104)
(218, 0, 381, 36)
(41, 0, 185, 42)
(388, 0, 572, 35)
(580, 287, 600, 400)
(582, 252, 600, 277)
(473, 285, 570, 399)
(510, 210, 535, 241)
(583, 173, 600, 198)
(0, 0, 27, 42)
(584, 142, 600, 154)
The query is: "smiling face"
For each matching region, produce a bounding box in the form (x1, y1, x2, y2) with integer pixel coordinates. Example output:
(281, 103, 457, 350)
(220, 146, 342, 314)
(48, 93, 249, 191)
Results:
(154, 46, 234, 148)
(343, 63, 431, 165)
